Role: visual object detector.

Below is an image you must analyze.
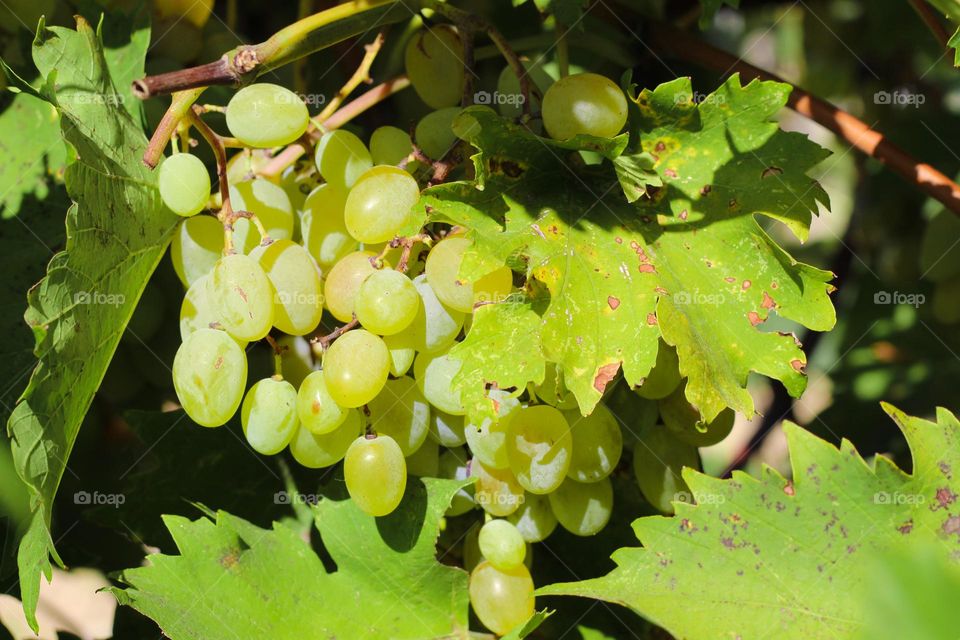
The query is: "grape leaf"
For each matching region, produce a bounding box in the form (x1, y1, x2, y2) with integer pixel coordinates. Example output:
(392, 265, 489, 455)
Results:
(6, 17, 176, 630)
(540, 405, 960, 639)
(111, 478, 472, 640)
(422, 75, 834, 421)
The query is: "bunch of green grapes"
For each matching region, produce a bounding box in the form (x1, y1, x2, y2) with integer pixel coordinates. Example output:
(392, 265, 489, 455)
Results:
(156, 58, 703, 635)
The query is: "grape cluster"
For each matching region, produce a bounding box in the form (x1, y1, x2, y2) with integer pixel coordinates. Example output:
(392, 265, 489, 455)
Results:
(157, 28, 706, 635)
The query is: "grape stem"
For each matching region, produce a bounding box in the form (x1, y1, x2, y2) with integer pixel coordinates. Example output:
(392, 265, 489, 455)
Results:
(317, 31, 386, 122)
(265, 335, 286, 380)
(555, 23, 569, 78)
(396, 234, 432, 273)
(908, 0, 952, 49)
(143, 88, 205, 168)
(313, 319, 360, 350)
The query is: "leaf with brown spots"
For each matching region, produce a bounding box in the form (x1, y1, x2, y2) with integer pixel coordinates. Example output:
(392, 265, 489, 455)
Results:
(541, 405, 960, 639)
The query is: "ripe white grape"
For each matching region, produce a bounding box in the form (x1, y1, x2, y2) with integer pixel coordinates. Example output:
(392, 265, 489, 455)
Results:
(465, 389, 520, 469)
(367, 376, 431, 455)
(170, 214, 222, 287)
(548, 476, 613, 536)
(507, 492, 558, 542)
(355, 269, 420, 335)
(424, 237, 513, 312)
(323, 329, 390, 407)
(323, 250, 382, 323)
(496, 61, 555, 119)
(659, 384, 735, 447)
(429, 408, 467, 447)
(471, 459, 525, 517)
(253, 238, 323, 336)
(344, 434, 407, 516)
(211, 253, 275, 341)
(506, 405, 573, 494)
(344, 165, 420, 244)
(226, 83, 309, 148)
(159, 153, 210, 217)
(315, 129, 373, 189)
(478, 519, 526, 570)
(632, 424, 700, 514)
(301, 183, 356, 269)
(370, 126, 413, 165)
(289, 409, 361, 468)
(636, 340, 682, 399)
(563, 403, 623, 482)
(384, 327, 417, 377)
(296, 370, 348, 435)
(276, 335, 313, 388)
(409, 275, 465, 353)
(533, 365, 578, 410)
(469, 561, 535, 635)
(229, 178, 295, 252)
(414, 107, 461, 159)
(405, 439, 439, 477)
(153, 0, 213, 28)
(439, 447, 475, 516)
(413, 350, 466, 415)
(542, 72, 628, 140)
(241, 378, 299, 455)
(404, 26, 465, 109)
(172, 328, 247, 427)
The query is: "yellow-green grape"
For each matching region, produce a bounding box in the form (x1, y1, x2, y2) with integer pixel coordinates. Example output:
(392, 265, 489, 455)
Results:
(424, 237, 513, 312)
(429, 408, 467, 447)
(404, 25, 465, 109)
(507, 492, 557, 542)
(469, 561, 535, 636)
(171, 215, 222, 287)
(633, 424, 700, 514)
(478, 519, 526, 570)
(315, 129, 373, 189)
(384, 327, 417, 376)
(548, 476, 613, 536)
(172, 328, 247, 427)
(659, 384, 735, 447)
(277, 335, 314, 388)
(636, 341, 682, 399)
(465, 389, 520, 469)
(323, 250, 381, 323)
(344, 165, 419, 244)
(367, 376, 431, 455)
(253, 239, 323, 335)
(159, 153, 211, 217)
(323, 329, 390, 408)
(180, 273, 248, 345)
(414, 107, 461, 159)
(370, 126, 413, 165)
(241, 378, 299, 455)
(439, 447, 475, 515)
(506, 405, 573, 494)
(533, 365, 578, 410)
(229, 178, 295, 252)
(542, 72, 628, 140)
(279, 161, 320, 213)
(289, 409, 361, 468)
(410, 275, 465, 353)
(413, 350, 466, 415)
(296, 370, 348, 435)
(405, 439, 439, 477)
(471, 459, 525, 517)
(563, 403, 623, 482)
(226, 84, 309, 149)
(226, 149, 272, 184)
(344, 434, 407, 517)
(301, 183, 355, 269)
(152, 0, 213, 28)
(496, 61, 555, 119)
(211, 253, 275, 341)
(355, 269, 420, 335)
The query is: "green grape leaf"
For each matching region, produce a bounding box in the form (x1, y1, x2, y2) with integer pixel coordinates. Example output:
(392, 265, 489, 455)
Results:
(699, 0, 740, 27)
(422, 74, 834, 420)
(949, 26, 960, 67)
(111, 478, 472, 639)
(7, 17, 175, 630)
(502, 610, 553, 639)
(540, 405, 960, 639)
(927, 0, 960, 23)
(613, 152, 662, 203)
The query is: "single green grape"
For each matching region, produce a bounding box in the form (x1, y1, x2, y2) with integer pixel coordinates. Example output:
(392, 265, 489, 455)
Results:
(253, 238, 323, 336)
(506, 405, 573, 494)
(278, 161, 320, 212)
(507, 492, 557, 542)
(367, 376, 431, 455)
(323, 329, 390, 408)
(276, 335, 313, 388)
(180, 274, 230, 341)
(225, 149, 272, 185)
(413, 350, 466, 415)
(172, 328, 247, 427)
(170, 215, 223, 287)
(404, 26, 465, 109)
(355, 269, 420, 335)
(425, 237, 513, 312)
(439, 447, 475, 515)
(478, 519, 526, 570)
(344, 434, 407, 517)
(314, 129, 373, 189)
(659, 383, 735, 447)
(152, 0, 213, 28)
(405, 439, 439, 477)
(409, 275, 465, 353)
(323, 250, 382, 323)
(301, 183, 355, 269)
(469, 561, 535, 636)
(226, 83, 309, 148)
(414, 107, 461, 159)
(344, 165, 419, 244)
(211, 253, 275, 342)
(542, 72, 628, 140)
(632, 424, 700, 514)
(471, 459, 525, 517)
(229, 178, 295, 252)
(496, 61, 555, 119)
(563, 403, 623, 482)
(369, 126, 413, 165)
(289, 409, 361, 468)
(548, 476, 614, 536)
(384, 327, 417, 376)
(296, 370, 348, 435)
(635, 340, 682, 399)
(430, 408, 467, 447)
(465, 389, 520, 469)
(241, 378, 299, 455)
(159, 153, 211, 217)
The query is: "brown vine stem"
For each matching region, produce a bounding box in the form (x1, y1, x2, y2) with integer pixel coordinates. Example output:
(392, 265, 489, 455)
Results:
(908, 0, 952, 49)
(313, 318, 359, 349)
(651, 23, 960, 217)
(187, 107, 232, 217)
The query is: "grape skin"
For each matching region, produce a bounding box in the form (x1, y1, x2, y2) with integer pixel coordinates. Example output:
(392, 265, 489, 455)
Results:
(323, 250, 382, 323)
(323, 329, 390, 408)
(506, 405, 573, 494)
(414, 107, 462, 160)
(471, 459, 525, 517)
(409, 275, 465, 354)
(367, 376, 431, 455)
(478, 519, 526, 570)
(296, 370, 348, 435)
(413, 350, 466, 415)
(563, 403, 623, 482)
(229, 178, 295, 252)
(425, 236, 513, 312)
(241, 378, 299, 455)
(314, 129, 373, 189)
(211, 253, 275, 342)
(301, 183, 355, 269)
(159, 153, 210, 217)
(542, 72, 628, 140)
(226, 83, 309, 149)
(370, 126, 413, 165)
(172, 328, 247, 427)
(289, 409, 361, 468)
(548, 476, 614, 536)
(344, 434, 407, 517)
(635, 340, 682, 399)
(355, 269, 420, 336)
(469, 561, 535, 635)
(252, 238, 323, 336)
(632, 425, 700, 514)
(404, 26, 465, 109)
(507, 492, 558, 542)
(170, 215, 222, 287)
(344, 165, 420, 244)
